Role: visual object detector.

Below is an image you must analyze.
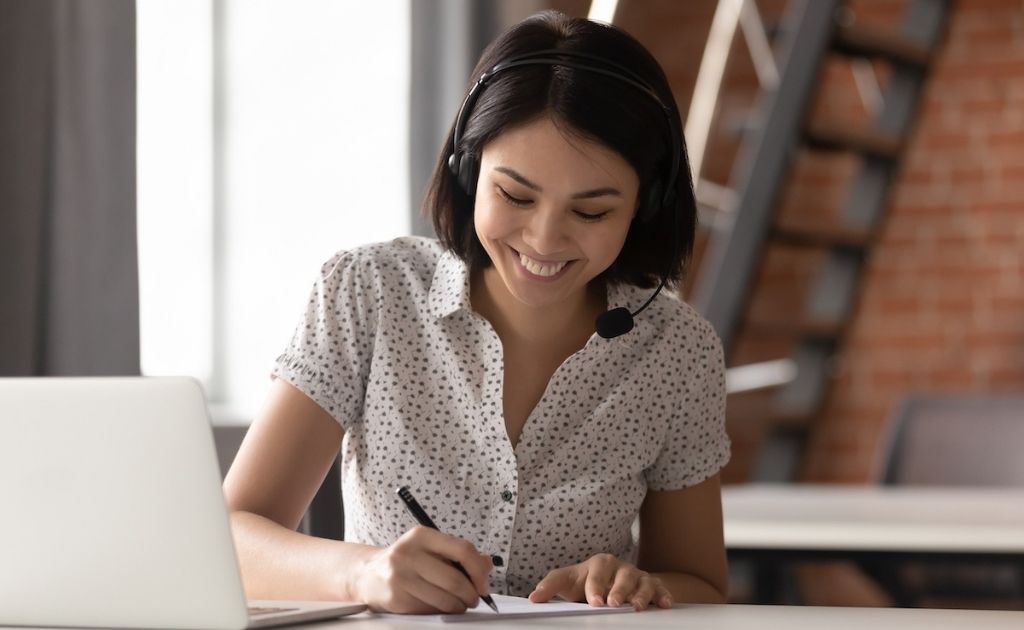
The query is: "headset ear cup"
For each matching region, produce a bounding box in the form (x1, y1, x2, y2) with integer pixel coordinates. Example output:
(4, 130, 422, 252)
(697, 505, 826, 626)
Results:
(458, 152, 480, 197)
(661, 185, 676, 211)
(640, 180, 663, 223)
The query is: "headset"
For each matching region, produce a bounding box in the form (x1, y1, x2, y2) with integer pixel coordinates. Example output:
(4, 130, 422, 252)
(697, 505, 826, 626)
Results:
(447, 49, 684, 339)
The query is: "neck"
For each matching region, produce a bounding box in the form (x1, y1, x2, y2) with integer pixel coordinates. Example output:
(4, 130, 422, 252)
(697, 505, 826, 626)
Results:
(471, 267, 604, 346)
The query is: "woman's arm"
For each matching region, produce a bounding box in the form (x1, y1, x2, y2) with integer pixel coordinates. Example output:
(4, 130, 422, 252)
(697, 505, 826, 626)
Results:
(637, 473, 729, 603)
(223, 379, 492, 611)
(223, 378, 361, 600)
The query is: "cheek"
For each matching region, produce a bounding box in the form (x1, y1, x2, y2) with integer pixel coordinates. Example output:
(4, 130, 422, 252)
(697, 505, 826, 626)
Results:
(473, 198, 515, 242)
(586, 221, 633, 265)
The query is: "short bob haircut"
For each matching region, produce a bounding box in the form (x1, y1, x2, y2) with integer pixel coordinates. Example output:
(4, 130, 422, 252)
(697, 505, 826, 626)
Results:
(424, 10, 697, 289)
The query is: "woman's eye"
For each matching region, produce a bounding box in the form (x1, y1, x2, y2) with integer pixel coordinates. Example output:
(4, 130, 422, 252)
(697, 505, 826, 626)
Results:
(497, 186, 531, 207)
(574, 210, 609, 222)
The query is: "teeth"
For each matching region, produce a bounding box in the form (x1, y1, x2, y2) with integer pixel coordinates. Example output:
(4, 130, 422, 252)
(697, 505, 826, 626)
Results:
(519, 252, 568, 277)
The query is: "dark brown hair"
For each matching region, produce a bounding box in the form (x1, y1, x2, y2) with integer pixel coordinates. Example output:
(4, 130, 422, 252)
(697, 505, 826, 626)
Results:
(423, 11, 697, 289)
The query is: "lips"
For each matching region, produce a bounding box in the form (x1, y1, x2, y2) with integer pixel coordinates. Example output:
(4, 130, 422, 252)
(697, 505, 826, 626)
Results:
(509, 246, 575, 280)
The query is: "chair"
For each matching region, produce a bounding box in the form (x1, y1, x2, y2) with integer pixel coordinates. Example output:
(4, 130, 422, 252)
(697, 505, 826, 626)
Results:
(871, 394, 1024, 608)
(876, 394, 1024, 486)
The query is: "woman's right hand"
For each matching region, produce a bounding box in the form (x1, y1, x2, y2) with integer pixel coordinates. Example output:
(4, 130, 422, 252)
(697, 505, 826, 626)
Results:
(350, 526, 494, 613)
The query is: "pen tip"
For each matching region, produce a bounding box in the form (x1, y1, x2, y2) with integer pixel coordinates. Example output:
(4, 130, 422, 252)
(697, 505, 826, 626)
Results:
(483, 595, 499, 613)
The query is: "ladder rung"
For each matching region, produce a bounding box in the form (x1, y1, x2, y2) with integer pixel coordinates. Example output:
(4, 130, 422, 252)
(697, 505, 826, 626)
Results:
(833, 24, 931, 68)
(746, 317, 843, 339)
(772, 224, 872, 249)
(804, 123, 902, 159)
(727, 407, 815, 429)
(768, 410, 816, 429)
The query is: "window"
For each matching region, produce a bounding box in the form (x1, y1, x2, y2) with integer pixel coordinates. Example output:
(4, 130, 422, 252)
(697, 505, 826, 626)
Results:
(138, 0, 411, 422)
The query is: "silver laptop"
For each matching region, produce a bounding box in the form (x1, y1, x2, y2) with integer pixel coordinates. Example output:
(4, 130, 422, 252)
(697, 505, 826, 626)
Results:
(0, 377, 365, 629)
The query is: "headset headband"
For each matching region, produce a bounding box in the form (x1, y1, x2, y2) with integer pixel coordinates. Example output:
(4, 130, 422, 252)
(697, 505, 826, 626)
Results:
(449, 48, 682, 210)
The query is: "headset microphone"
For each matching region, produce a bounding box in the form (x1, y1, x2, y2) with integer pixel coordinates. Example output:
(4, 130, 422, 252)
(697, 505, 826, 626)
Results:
(595, 307, 635, 338)
(594, 202, 678, 339)
(594, 273, 669, 339)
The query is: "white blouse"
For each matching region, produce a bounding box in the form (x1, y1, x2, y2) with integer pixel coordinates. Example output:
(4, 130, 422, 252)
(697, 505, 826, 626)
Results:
(272, 236, 730, 596)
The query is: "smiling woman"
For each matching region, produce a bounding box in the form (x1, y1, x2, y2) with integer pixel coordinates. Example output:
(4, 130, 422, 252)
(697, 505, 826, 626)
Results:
(223, 10, 730, 615)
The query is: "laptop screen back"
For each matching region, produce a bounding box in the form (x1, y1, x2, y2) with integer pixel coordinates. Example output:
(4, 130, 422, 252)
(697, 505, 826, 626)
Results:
(0, 377, 249, 630)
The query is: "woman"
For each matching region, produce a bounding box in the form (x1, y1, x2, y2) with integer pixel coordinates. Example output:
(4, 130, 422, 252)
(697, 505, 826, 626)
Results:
(224, 10, 730, 614)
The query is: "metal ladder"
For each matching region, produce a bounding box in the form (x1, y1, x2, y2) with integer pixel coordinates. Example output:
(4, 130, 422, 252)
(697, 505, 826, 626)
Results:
(687, 0, 951, 480)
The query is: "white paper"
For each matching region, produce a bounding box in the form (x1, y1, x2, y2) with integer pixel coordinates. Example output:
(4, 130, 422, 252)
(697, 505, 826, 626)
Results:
(379, 594, 635, 623)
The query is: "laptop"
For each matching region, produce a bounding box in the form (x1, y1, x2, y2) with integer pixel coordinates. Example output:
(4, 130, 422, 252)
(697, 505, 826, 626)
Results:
(0, 377, 366, 629)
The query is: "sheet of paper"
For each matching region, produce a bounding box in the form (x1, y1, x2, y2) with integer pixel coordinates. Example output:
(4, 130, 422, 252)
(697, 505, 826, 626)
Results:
(379, 594, 634, 623)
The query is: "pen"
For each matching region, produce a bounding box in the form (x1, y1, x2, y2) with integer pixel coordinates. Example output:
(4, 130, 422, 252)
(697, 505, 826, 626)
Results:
(395, 486, 500, 613)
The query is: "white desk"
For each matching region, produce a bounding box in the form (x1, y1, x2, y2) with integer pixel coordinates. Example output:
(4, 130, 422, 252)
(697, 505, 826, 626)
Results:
(301, 604, 1024, 629)
(4, 605, 1024, 630)
(721, 483, 1024, 604)
(722, 484, 1024, 558)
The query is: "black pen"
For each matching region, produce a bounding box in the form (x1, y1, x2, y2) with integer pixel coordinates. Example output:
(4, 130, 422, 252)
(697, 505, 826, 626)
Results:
(395, 486, 500, 613)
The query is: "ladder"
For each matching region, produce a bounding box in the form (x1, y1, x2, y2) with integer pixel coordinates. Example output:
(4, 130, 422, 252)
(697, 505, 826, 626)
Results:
(687, 0, 950, 480)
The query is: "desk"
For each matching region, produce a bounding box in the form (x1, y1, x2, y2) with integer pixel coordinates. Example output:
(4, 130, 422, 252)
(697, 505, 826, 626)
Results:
(5, 605, 1024, 630)
(320, 604, 1023, 629)
(4, 605, 1024, 630)
(722, 484, 1024, 603)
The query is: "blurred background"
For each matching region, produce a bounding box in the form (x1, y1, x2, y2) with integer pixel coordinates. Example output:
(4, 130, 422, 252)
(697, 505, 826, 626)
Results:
(2, 0, 1022, 612)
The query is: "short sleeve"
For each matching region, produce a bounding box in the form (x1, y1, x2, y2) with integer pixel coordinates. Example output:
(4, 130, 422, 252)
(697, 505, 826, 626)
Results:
(271, 250, 379, 432)
(644, 319, 731, 490)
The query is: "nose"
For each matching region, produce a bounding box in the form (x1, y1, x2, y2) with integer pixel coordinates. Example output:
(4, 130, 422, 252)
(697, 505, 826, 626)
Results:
(522, 205, 568, 256)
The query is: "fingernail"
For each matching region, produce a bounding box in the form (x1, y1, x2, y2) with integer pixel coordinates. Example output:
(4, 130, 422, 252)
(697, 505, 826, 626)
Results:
(607, 597, 618, 607)
(589, 595, 603, 606)
(660, 595, 673, 607)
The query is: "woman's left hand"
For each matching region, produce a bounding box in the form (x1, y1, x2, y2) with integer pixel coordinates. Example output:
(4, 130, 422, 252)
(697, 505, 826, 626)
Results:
(527, 553, 673, 610)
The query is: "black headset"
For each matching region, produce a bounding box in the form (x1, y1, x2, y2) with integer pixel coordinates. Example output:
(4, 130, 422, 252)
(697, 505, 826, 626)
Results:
(448, 49, 684, 339)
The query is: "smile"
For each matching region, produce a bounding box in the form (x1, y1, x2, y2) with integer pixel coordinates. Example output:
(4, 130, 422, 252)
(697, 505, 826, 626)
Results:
(511, 247, 575, 280)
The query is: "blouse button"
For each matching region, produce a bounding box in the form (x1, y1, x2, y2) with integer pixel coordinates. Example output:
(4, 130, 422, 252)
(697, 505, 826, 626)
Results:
(491, 554, 504, 567)
(500, 489, 514, 502)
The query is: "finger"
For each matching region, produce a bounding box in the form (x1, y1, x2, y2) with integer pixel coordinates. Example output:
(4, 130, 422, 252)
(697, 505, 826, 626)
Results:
(408, 527, 491, 596)
(606, 567, 643, 608)
(415, 556, 482, 609)
(466, 553, 494, 595)
(625, 575, 659, 611)
(402, 574, 472, 615)
(655, 584, 674, 609)
(583, 556, 618, 607)
(528, 566, 577, 603)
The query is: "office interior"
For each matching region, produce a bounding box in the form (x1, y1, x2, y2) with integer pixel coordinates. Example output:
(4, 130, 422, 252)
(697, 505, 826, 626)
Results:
(1, 0, 1022, 614)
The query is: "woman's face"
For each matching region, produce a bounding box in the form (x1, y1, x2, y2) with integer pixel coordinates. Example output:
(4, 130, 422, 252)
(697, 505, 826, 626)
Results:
(473, 115, 640, 311)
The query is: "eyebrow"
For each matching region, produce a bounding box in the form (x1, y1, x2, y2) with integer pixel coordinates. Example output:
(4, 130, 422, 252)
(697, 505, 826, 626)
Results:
(494, 166, 622, 199)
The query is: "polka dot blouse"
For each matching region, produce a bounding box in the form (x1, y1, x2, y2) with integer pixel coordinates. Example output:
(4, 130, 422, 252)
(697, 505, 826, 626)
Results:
(272, 236, 730, 597)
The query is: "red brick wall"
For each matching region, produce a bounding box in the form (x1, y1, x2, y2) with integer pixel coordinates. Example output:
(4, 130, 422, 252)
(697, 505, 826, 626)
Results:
(547, 0, 1024, 483)
(805, 0, 1024, 481)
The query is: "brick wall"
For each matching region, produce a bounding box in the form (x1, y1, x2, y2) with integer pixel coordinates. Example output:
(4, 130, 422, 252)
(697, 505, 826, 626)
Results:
(546, 0, 1024, 483)
(807, 0, 1024, 481)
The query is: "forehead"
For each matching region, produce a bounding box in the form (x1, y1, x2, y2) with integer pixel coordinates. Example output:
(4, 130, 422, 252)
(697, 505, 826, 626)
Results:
(479, 116, 639, 191)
